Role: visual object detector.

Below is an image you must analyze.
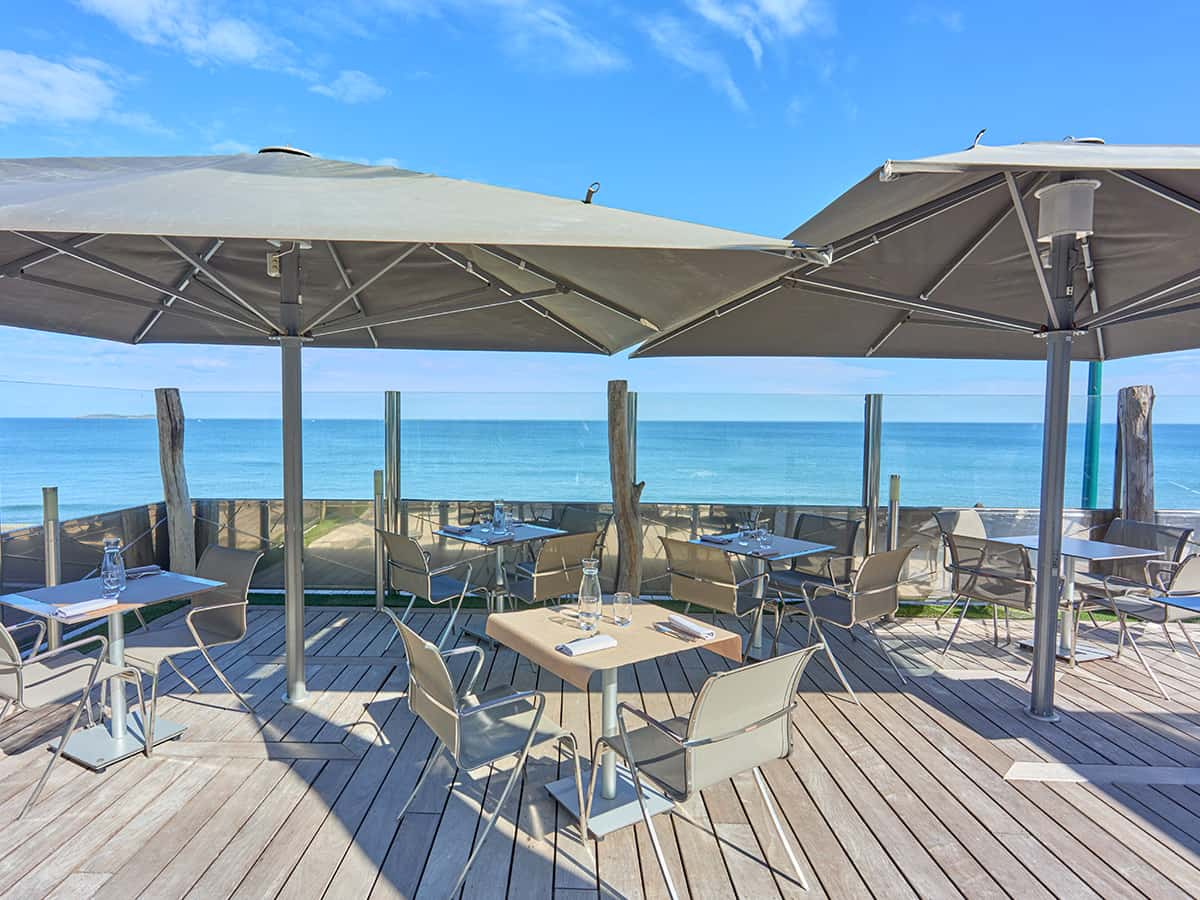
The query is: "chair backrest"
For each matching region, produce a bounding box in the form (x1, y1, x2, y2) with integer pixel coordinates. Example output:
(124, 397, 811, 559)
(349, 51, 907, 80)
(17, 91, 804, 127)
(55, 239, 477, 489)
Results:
(847, 546, 915, 623)
(1102, 518, 1195, 581)
(1167, 554, 1200, 595)
(532, 531, 603, 602)
(684, 646, 818, 794)
(557, 506, 612, 537)
(396, 621, 461, 756)
(379, 531, 432, 599)
(790, 514, 862, 581)
(944, 534, 1033, 610)
(934, 509, 989, 592)
(0, 626, 22, 703)
(661, 537, 740, 615)
(192, 545, 263, 639)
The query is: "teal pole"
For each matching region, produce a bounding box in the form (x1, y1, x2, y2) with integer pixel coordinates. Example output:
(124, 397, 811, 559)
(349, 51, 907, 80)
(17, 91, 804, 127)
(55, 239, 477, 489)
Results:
(1081, 361, 1102, 508)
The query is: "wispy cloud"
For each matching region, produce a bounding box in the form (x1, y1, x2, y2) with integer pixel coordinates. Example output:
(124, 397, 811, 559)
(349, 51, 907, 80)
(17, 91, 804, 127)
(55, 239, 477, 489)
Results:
(908, 5, 964, 32)
(687, 0, 833, 65)
(310, 69, 387, 103)
(641, 14, 746, 111)
(0, 50, 165, 132)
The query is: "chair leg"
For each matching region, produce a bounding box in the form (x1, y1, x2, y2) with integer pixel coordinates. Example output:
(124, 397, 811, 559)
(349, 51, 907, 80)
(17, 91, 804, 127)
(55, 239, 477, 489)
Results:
(166, 658, 199, 693)
(20, 691, 90, 819)
(1122, 616, 1169, 701)
(770, 605, 783, 658)
(753, 766, 809, 892)
(866, 623, 907, 685)
(382, 593, 418, 651)
(1162, 622, 1179, 653)
(940, 596, 969, 657)
(992, 606, 999, 647)
(146, 668, 160, 750)
(560, 734, 591, 848)
(933, 595, 960, 631)
(196, 645, 255, 716)
(1179, 622, 1200, 659)
(125, 673, 152, 756)
(623, 752, 679, 900)
(398, 741, 444, 821)
(450, 745, 533, 896)
(811, 618, 858, 705)
(1003, 606, 1011, 645)
(0, 699, 10, 722)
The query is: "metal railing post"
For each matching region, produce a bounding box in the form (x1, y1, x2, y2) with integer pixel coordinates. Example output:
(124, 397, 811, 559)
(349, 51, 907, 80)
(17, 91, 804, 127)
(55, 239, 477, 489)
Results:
(374, 469, 386, 612)
(42, 486, 61, 650)
(384, 391, 401, 532)
(862, 394, 883, 555)
(886, 475, 901, 551)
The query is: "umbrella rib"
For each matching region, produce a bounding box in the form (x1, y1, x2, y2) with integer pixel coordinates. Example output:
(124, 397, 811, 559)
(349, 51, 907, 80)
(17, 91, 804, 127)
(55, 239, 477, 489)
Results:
(428, 244, 618, 351)
(303, 243, 421, 333)
(631, 278, 793, 356)
(311, 287, 563, 337)
(1078, 237, 1105, 361)
(1004, 171, 1059, 330)
(473, 245, 659, 331)
(10, 231, 280, 336)
(157, 236, 281, 334)
(134, 238, 224, 343)
(865, 312, 912, 357)
(0, 233, 108, 277)
(324, 241, 378, 348)
(15, 272, 270, 337)
(1109, 170, 1200, 217)
(1078, 266, 1200, 330)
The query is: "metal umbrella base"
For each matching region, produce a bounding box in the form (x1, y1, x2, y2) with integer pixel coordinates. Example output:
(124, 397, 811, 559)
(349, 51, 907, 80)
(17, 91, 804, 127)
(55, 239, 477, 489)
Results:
(546, 761, 674, 837)
(54, 711, 185, 771)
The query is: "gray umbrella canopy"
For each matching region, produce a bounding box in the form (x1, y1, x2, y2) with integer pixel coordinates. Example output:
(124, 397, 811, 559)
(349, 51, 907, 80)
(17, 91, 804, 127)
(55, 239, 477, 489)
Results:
(0, 150, 804, 353)
(0, 148, 803, 704)
(635, 139, 1200, 720)
(635, 140, 1200, 360)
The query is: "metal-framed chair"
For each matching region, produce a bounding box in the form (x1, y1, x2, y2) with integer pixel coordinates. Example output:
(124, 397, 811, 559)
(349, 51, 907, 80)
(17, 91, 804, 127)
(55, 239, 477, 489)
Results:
(122, 545, 263, 748)
(935, 530, 1033, 655)
(1078, 554, 1200, 699)
(933, 509, 989, 630)
(775, 546, 916, 704)
(507, 530, 603, 607)
(0, 623, 148, 818)
(588, 646, 821, 899)
(660, 537, 775, 647)
(768, 513, 862, 596)
(393, 621, 589, 896)
(378, 531, 479, 651)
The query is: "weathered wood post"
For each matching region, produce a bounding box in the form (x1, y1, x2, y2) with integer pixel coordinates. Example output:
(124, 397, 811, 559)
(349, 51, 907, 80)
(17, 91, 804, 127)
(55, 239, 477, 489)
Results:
(155, 387, 196, 574)
(608, 380, 644, 596)
(1116, 384, 1155, 522)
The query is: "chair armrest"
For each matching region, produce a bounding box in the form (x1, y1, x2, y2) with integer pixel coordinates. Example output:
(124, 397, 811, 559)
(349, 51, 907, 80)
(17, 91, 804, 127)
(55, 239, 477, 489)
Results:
(822, 555, 857, 588)
(442, 644, 487, 694)
(681, 703, 795, 749)
(185, 601, 245, 644)
(430, 553, 489, 576)
(459, 688, 544, 718)
(805, 582, 851, 601)
(28, 633, 108, 664)
(5, 619, 46, 653)
(616, 702, 687, 744)
(955, 565, 1035, 588)
(735, 571, 771, 589)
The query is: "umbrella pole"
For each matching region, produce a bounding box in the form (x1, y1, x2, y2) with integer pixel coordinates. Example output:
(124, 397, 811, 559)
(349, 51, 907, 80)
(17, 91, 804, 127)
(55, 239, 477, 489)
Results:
(280, 250, 308, 704)
(1029, 234, 1076, 721)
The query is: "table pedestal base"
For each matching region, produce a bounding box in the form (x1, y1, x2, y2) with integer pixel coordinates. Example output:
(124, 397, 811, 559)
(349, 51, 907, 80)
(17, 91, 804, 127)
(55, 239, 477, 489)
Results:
(546, 762, 674, 837)
(1017, 638, 1115, 663)
(55, 712, 185, 771)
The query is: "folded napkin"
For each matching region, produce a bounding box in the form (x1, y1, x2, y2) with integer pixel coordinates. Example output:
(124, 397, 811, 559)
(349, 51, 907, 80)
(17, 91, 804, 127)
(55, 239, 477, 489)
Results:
(668, 614, 715, 640)
(127, 564, 162, 579)
(750, 548, 780, 559)
(699, 534, 733, 545)
(556, 633, 617, 656)
(52, 597, 118, 619)
(442, 524, 471, 536)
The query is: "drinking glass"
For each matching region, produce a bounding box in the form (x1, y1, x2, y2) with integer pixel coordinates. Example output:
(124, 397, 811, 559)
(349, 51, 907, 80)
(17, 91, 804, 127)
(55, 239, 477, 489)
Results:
(612, 591, 633, 626)
(756, 528, 771, 548)
(480, 516, 492, 534)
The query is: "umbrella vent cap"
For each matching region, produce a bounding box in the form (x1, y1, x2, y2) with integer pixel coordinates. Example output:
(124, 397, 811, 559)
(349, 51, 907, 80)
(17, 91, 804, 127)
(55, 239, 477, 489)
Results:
(1034, 178, 1100, 242)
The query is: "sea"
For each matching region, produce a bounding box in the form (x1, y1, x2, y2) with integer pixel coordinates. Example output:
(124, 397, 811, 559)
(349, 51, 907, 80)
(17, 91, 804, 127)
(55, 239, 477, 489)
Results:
(2, 417, 1198, 525)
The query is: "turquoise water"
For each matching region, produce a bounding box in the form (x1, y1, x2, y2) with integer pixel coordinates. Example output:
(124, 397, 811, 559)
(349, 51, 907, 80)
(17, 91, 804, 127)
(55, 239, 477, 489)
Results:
(1, 417, 1197, 523)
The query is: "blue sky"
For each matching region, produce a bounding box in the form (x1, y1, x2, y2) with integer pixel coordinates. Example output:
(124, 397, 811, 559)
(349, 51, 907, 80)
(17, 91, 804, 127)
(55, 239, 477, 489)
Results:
(1, 0, 1199, 402)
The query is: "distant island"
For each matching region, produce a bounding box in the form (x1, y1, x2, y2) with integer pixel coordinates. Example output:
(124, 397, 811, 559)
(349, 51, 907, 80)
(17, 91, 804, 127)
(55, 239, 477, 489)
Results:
(76, 413, 155, 419)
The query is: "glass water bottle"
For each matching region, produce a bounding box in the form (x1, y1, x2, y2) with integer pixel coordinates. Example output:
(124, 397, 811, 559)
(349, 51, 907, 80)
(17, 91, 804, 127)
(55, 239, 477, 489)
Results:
(100, 537, 126, 599)
(577, 557, 602, 632)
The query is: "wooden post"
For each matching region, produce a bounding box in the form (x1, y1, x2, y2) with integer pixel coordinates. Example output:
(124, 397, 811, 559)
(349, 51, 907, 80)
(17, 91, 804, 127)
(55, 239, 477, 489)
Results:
(155, 387, 196, 574)
(608, 380, 644, 597)
(1116, 384, 1155, 523)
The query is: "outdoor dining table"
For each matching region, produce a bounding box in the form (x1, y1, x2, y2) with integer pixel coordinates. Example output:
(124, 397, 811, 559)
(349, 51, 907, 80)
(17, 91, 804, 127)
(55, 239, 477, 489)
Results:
(692, 532, 834, 660)
(435, 520, 566, 642)
(0, 571, 223, 769)
(486, 602, 742, 836)
(993, 534, 1161, 662)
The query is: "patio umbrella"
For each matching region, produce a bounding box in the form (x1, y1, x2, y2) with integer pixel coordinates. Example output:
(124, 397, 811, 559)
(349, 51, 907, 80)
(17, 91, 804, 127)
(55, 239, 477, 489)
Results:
(0, 148, 810, 703)
(634, 138, 1200, 719)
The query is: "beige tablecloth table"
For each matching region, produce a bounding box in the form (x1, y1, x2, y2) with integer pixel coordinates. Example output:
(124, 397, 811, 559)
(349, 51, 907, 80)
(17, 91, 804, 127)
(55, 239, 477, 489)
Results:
(486, 602, 742, 836)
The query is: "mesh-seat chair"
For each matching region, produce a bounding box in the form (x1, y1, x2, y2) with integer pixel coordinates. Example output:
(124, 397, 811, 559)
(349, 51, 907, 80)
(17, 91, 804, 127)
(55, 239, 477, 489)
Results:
(0, 625, 148, 818)
(661, 537, 775, 643)
(935, 529, 1034, 655)
(933, 509, 989, 630)
(123, 545, 263, 747)
(507, 530, 602, 606)
(379, 531, 479, 651)
(1078, 554, 1200, 699)
(393, 621, 589, 896)
(773, 546, 915, 704)
(589, 646, 821, 899)
(768, 513, 862, 596)
(529, 506, 611, 562)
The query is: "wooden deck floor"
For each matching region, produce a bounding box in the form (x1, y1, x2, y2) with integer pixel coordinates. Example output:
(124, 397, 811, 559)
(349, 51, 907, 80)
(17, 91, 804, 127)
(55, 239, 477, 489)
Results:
(4, 605, 1200, 899)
